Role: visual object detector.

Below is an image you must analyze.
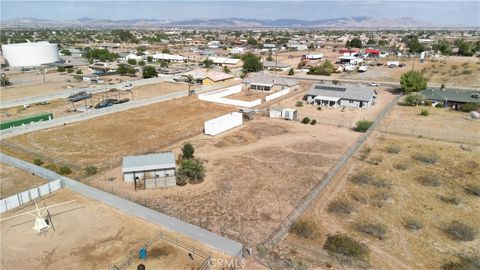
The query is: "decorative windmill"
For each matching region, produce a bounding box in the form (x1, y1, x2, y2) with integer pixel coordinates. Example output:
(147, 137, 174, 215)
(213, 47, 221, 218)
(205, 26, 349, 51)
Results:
(0, 200, 76, 233)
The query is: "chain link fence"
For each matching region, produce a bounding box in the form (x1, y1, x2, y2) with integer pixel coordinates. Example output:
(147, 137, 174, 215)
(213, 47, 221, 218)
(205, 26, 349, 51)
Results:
(262, 95, 401, 248)
(378, 125, 480, 145)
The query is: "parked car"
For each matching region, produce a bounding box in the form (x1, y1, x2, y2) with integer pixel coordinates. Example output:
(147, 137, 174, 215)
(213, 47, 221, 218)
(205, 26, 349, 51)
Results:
(368, 82, 380, 86)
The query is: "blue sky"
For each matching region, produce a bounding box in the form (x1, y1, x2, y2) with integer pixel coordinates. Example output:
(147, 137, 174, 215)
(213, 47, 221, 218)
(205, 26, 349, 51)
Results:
(1, 1, 479, 26)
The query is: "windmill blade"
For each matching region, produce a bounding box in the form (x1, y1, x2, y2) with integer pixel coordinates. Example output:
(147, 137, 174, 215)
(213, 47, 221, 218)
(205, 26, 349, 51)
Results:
(46, 209, 55, 232)
(0, 200, 77, 222)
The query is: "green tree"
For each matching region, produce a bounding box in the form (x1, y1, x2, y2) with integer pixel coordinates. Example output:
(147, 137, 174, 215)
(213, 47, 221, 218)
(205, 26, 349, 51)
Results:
(178, 158, 205, 182)
(241, 52, 263, 74)
(147, 56, 153, 63)
(354, 120, 373, 132)
(85, 48, 119, 62)
(223, 66, 231, 73)
(403, 35, 425, 53)
(456, 39, 474, 56)
(57, 66, 66, 72)
(348, 37, 362, 48)
(117, 64, 136, 76)
(185, 74, 196, 95)
(1, 74, 12, 86)
(432, 40, 452, 55)
(138, 60, 146, 66)
(400, 70, 427, 94)
(60, 49, 71, 56)
(247, 37, 258, 46)
(161, 47, 171, 54)
(142, 65, 158, 78)
(181, 142, 195, 159)
(127, 58, 137, 65)
(402, 93, 426, 106)
(76, 69, 83, 74)
(202, 59, 214, 68)
(160, 60, 168, 68)
(307, 60, 335, 76)
(66, 68, 74, 73)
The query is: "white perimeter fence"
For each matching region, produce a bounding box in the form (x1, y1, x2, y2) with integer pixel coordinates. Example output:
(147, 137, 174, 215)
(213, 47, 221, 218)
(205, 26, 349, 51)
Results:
(0, 179, 63, 213)
(198, 85, 261, 107)
(265, 88, 290, 102)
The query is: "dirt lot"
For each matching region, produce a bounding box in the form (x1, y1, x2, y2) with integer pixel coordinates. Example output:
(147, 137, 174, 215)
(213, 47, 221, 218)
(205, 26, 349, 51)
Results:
(0, 188, 219, 270)
(380, 104, 480, 144)
(279, 132, 480, 270)
(1, 96, 234, 177)
(226, 89, 269, 101)
(90, 117, 360, 246)
(0, 163, 47, 199)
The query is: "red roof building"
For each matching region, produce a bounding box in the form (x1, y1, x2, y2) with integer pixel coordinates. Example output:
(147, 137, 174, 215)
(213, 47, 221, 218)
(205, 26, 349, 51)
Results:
(339, 48, 359, 54)
(365, 49, 381, 55)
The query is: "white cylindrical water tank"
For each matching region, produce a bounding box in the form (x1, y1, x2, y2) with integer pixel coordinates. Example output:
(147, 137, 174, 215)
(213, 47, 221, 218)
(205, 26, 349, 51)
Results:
(1, 41, 60, 67)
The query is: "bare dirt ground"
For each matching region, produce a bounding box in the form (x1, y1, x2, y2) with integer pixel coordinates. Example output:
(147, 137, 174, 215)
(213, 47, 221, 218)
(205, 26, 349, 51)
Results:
(91, 118, 360, 246)
(380, 105, 480, 141)
(0, 163, 47, 199)
(226, 89, 269, 101)
(0, 188, 224, 270)
(1, 80, 88, 101)
(1, 96, 234, 178)
(279, 131, 480, 270)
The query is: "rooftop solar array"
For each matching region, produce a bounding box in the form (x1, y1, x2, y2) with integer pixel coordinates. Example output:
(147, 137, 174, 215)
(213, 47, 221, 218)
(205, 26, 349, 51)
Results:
(314, 85, 347, 92)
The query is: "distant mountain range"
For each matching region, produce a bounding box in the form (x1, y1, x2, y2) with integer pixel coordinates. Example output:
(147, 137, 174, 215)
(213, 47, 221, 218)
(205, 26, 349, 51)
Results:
(1, 16, 450, 29)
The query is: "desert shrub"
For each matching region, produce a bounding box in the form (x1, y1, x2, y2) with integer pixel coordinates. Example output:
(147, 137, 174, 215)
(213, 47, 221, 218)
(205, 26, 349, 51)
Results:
(424, 100, 432, 106)
(420, 109, 430, 116)
(412, 151, 439, 164)
(358, 146, 371, 161)
(84, 165, 98, 176)
(386, 144, 401, 154)
(401, 93, 425, 106)
(178, 158, 205, 182)
(368, 155, 384, 165)
(45, 164, 58, 172)
(444, 221, 478, 241)
(461, 102, 480, 112)
(393, 162, 409, 171)
(57, 165, 72, 175)
(285, 258, 309, 269)
(317, 106, 322, 110)
(354, 120, 373, 132)
(442, 255, 480, 270)
(57, 66, 66, 72)
(404, 217, 424, 231)
(66, 68, 74, 73)
(465, 184, 480, 197)
(349, 172, 373, 185)
(370, 179, 391, 189)
(327, 199, 354, 215)
(310, 119, 317, 125)
(370, 191, 391, 208)
(296, 101, 304, 107)
(290, 219, 320, 239)
(33, 158, 44, 166)
(176, 173, 188, 186)
(435, 102, 444, 108)
(417, 174, 442, 187)
(350, 193, 368, 204)
(439, 195, 461, 205)
(332, 79, 339, 85)
(354, 221, 388, 240)
(461, 69, 472, 75)
(301, 117, 310, 124)
(323, 234, 369, 261)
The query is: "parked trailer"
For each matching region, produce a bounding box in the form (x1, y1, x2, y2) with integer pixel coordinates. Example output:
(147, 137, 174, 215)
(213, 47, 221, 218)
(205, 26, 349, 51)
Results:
(302, 54, 323, 60)
(0, 112, 53, 130)
(204, 112, 243, 136)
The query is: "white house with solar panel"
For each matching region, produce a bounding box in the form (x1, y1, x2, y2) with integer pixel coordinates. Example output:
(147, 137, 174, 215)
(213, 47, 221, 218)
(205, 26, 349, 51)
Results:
(122, 152, 177, 190)
(305, 83, 377, 109)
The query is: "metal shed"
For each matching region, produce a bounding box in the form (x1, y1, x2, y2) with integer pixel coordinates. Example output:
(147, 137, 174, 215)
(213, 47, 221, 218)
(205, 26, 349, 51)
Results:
(122, 152, 176, 190)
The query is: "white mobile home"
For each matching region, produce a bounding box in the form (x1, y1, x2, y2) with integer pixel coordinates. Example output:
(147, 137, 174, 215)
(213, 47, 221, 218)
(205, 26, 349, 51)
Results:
(122, 152, 176, 190)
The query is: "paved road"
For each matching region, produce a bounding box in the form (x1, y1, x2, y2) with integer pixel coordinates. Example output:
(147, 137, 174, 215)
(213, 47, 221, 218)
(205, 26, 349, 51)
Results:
(0, 75, 176, 109)
(0, 152, 243, 258)
(0, 82, 230, 139)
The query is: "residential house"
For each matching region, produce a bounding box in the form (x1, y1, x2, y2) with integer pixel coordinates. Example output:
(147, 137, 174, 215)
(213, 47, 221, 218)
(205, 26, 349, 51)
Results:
(305, 83, 377, 108)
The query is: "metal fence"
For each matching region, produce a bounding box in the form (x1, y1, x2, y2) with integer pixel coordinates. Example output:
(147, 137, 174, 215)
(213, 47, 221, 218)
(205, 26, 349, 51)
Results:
(109, 230, 212, 270)
(262, 95, 401, 247)
(378, 125, 480, 145)
(0, 179, 63, 213)
(0, 153, 244, 259)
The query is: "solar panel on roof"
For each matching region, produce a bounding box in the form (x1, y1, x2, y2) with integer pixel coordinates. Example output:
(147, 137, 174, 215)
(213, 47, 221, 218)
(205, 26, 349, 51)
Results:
(314, 85, 346, 92)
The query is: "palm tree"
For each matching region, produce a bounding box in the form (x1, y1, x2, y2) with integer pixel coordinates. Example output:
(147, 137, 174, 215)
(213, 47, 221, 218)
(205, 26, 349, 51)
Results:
(185, 74, 195, 95)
